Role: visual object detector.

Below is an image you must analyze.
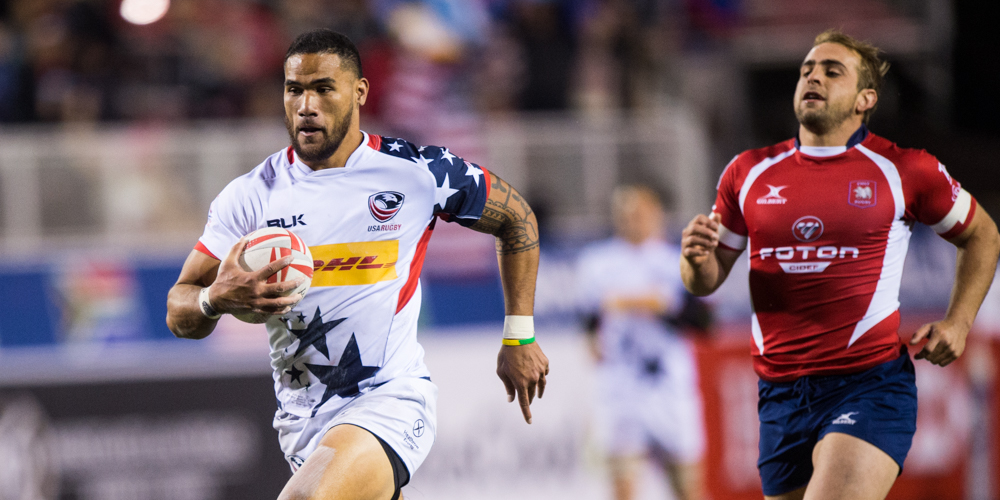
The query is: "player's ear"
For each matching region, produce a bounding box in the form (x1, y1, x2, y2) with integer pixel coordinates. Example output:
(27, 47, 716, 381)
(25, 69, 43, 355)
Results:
(356, 77, 369, 106)
(856, 88, 877, 115)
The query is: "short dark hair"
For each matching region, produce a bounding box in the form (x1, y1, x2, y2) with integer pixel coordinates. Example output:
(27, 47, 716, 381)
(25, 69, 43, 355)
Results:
(813, 30, 889, 123)
(285, 29, 363, 78)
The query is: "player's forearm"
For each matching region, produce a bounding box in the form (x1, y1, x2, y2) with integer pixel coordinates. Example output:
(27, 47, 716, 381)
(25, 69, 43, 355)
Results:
(166, 284, 219, 340)
(681, 253, 727, 296)
(470, 174, 541, 314)
(945, 215, 1000, 328)
(497, 242, 539, 315)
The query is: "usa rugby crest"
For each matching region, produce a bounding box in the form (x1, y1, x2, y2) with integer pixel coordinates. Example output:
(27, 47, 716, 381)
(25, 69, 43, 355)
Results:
(368, 191, 405, 222)
(848, 180, 876, 208)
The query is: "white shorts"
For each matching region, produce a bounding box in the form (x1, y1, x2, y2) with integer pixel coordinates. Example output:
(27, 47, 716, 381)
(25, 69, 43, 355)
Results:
(593, 351, 706, 464)
(273, 376, 438, 478)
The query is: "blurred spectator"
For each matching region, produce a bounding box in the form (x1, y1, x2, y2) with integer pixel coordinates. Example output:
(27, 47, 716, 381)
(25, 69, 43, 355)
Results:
(373, 0, 489, 158)
(0, 19, 34, 122)
(506, 0, 577, 111)
(576, 185, 708, 500)
(575, 0, 666, 112)
(22, 0, 118, 123)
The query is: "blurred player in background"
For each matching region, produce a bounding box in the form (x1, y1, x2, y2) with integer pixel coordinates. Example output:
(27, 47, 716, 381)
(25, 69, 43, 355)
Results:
(680, 30, 1000, 500)
(577, 185, 707, 500)
(166, 29, 549, 500)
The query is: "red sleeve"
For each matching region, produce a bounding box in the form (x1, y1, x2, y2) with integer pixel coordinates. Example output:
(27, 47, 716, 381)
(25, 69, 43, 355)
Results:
(902, 151, 976, 239)
(194, 241, 220, 260)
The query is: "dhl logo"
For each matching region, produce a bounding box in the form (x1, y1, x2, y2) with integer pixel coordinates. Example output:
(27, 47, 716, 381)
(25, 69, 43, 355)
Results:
(309, 241, 398, 287)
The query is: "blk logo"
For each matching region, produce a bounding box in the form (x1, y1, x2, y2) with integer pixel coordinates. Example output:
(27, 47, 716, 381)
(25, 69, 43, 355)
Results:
(369, 191, 405, 222)
(268, 214, 307, 228)
(413, 419, 425, 437)
(792, 215, 824, 242)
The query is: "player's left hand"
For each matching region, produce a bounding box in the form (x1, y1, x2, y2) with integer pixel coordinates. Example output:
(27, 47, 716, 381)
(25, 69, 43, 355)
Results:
(909, 318, 970, 367)
(496, 342, 549, 424)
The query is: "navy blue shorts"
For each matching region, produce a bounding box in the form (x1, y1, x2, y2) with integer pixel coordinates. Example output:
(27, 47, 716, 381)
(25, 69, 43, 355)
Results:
(757, 349, 917, 496)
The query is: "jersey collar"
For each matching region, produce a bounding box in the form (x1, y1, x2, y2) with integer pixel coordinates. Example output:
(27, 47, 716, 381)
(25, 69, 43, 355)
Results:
(794, 124, 869, 157)
(288, 131, 373, 175)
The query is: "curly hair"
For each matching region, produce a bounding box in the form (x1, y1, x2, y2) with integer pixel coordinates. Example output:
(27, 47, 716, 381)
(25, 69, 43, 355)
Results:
(285, 29, 362, 78)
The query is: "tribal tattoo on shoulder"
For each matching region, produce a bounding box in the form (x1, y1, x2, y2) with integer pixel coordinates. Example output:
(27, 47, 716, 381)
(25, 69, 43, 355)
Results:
(472, 174, 540, 255)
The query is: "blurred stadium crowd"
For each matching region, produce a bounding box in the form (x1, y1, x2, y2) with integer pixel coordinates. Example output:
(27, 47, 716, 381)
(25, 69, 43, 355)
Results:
(5, 1, 991, 208)
(0, 0, 717, 124)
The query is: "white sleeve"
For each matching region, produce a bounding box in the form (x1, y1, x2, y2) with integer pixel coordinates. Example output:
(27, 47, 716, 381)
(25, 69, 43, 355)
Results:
(197, 180, 258, 259)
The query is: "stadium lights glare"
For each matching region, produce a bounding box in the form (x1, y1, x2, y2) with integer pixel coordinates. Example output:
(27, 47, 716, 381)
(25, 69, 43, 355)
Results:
(120, 0, 170, 25)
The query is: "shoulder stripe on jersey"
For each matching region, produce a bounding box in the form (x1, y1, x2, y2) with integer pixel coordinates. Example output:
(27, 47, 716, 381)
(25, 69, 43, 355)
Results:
(194, 241, 219, 260)
(482, 167, 492, 199)
(717, 222, 747, 251)
(930, 189, 973, 234)
(397, 218, 436, 313)
(849, 145, 908, 347)
(717, 155, 739, 190)
(737, 149, 796, 214)
(855, 145, 905, 219)
(751, 312, 765, 354)
(286, 146, 294, 165)
(367, 134, 382, 151)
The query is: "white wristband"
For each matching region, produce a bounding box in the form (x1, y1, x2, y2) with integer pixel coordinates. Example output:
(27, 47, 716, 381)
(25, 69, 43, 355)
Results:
(502, 315, 535, 345)
(198, 286, 221, 319)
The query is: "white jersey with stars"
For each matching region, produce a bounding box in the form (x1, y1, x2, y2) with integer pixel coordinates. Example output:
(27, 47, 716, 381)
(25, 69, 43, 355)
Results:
(197, 132, 491, 418)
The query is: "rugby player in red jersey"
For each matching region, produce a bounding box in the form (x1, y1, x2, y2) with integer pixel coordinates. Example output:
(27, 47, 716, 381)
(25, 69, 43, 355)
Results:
(680, 30, 1000, 500)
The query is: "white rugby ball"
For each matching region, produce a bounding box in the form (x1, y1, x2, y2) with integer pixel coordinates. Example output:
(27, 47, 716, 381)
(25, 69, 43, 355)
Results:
(234, 227, 313, 323)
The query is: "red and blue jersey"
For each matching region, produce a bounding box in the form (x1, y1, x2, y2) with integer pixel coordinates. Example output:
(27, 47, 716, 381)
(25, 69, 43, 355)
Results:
(712, 129, 975, 381)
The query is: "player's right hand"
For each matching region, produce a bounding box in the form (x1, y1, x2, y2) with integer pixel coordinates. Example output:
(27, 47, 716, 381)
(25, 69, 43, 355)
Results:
(681, 213, 721, 264)
(208, 236, 305, 317)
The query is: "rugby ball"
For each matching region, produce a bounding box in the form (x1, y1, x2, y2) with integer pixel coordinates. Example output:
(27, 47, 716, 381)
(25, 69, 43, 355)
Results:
(234, 227, 313, 323)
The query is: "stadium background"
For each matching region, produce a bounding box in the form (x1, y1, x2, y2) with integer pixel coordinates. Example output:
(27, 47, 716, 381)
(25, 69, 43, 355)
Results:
(1, 0, 999, 498)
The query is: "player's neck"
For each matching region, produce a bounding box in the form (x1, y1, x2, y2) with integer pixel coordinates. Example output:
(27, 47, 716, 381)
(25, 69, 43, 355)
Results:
(798, 118, 865, 147)
(302, 129, 365, 171)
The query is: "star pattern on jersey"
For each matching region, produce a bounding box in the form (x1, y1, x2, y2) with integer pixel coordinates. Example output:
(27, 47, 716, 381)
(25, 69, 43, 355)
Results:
(305, 333, 379, 416)
(440, 148, 456, 165)
(434, 173, 460, 211)
(464, 161, 483, 187)
(411, 154, 433, 170)
(388, 141, 403, 152)
(286, 364, 306, 385)
(297, 312, 306, 324)
(288, 307, 347, 359)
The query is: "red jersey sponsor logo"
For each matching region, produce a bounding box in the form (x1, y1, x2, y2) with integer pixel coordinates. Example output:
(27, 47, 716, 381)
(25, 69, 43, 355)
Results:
(759, 245, 859, 273)
(792, 216, 824, 242)
(848, 180, 877, 208)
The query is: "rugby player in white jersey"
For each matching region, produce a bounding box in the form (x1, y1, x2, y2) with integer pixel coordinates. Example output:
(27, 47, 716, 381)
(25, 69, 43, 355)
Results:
(680, 30, 1000, 500)
(577, 185, 706, 500)
(166, 29, 549, 500)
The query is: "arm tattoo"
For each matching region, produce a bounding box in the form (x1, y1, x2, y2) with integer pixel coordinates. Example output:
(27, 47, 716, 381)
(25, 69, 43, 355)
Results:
(472, 174, 540, 255)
